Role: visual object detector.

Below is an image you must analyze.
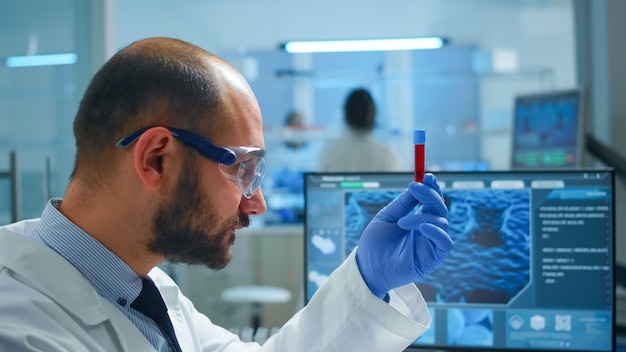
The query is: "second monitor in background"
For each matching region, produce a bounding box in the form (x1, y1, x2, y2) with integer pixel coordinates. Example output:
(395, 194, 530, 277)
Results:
(511, 88, 586, 170)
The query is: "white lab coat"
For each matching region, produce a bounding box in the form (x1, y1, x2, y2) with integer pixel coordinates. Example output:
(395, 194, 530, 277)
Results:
(0, 219, 431, 351)
(318, 130, 400, 172)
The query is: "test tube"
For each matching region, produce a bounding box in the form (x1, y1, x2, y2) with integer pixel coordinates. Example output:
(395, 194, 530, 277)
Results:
(414, 129, 426, 182)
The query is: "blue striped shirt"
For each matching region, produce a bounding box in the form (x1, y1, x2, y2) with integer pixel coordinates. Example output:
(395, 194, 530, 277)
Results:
(30, 199, 174, 351)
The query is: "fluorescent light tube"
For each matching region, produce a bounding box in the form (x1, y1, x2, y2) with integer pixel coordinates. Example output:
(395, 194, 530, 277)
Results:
(282, 37, 447, 53)
(6, 53, 77, 68)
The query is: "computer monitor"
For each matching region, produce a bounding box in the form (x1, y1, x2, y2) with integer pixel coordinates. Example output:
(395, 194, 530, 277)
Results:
(304, 170, 615, 352)
(511, 89, 586, 169)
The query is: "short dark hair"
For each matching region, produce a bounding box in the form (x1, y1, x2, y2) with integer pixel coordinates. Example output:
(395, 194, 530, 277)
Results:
(71, 37, 224, 186)
(344, 88, 376, 132)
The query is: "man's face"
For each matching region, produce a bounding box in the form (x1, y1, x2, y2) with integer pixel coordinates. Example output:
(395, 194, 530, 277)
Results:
(148, 155, 249, 269)
(145, 59, 266, 269)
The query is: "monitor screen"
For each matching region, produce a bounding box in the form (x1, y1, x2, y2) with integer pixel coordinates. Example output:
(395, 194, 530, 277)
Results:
(511, 89, 585, 169)
(304, 170, 615, 352)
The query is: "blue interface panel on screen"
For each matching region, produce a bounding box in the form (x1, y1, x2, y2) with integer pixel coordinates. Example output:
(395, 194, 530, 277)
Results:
(304, 170, 615, 352)
(511, 89, 585, 169)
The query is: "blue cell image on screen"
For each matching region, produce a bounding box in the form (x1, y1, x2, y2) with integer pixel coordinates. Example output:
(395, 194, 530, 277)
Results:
(448, 308, 494, 347)
(427, 189, 530, 304)
(344, 190, 400, 257)
(344, 189, 530, 304)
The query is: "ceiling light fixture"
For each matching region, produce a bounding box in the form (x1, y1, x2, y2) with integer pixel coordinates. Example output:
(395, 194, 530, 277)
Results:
(5, 53, 77, 68)
(281, 37, 448, 53)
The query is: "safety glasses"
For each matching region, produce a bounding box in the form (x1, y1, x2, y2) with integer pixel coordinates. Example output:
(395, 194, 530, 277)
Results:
(116, 126, 266, 199)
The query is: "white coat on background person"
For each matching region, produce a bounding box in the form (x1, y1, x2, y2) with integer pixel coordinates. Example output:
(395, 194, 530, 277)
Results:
(0, 37, 452, 352)
(318, 88, 400, 172)
(318, 129, 400, 172)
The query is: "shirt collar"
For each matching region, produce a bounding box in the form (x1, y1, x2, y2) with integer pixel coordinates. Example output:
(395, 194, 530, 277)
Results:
(30, 199, 143, 304)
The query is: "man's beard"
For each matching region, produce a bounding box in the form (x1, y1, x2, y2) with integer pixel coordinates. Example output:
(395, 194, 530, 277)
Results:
(148, 157, 249, 269)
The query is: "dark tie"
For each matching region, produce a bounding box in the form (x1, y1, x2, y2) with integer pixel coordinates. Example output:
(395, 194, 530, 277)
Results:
(131, 278, 183, 352)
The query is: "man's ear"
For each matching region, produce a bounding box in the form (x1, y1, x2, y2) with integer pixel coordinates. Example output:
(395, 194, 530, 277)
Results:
(132, 127, 175, 191)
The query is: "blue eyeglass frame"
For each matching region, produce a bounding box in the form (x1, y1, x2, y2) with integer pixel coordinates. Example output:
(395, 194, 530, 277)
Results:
(116, 126, 238, 166)
(116, 126, 267, 198)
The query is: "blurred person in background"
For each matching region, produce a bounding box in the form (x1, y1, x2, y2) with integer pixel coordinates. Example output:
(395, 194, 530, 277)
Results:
(318, 88, 400, 172)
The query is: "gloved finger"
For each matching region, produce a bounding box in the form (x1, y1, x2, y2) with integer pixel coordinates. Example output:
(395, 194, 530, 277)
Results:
(436, 247, 452, 262)
(407, 182, 447, 216)
(376, 188, 420, 222)
(398, 213, 448, 231)
(418, 222, 454, 252)
(422, 173, 443, 198)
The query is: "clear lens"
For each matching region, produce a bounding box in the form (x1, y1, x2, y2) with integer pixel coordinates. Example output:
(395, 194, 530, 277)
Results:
(220, 147, 266, 198)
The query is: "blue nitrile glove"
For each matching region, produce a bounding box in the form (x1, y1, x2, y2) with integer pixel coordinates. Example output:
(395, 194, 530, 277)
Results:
(355, 173, 452, 298)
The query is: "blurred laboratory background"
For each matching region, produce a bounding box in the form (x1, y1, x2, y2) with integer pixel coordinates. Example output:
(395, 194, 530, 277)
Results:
(1, 0, 625, 336)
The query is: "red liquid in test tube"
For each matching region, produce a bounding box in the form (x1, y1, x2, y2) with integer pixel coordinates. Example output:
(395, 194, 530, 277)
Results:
(414, 129, 426, 182)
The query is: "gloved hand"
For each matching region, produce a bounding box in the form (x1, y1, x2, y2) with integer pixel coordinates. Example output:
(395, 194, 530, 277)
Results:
(355, 173, 452, 298)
